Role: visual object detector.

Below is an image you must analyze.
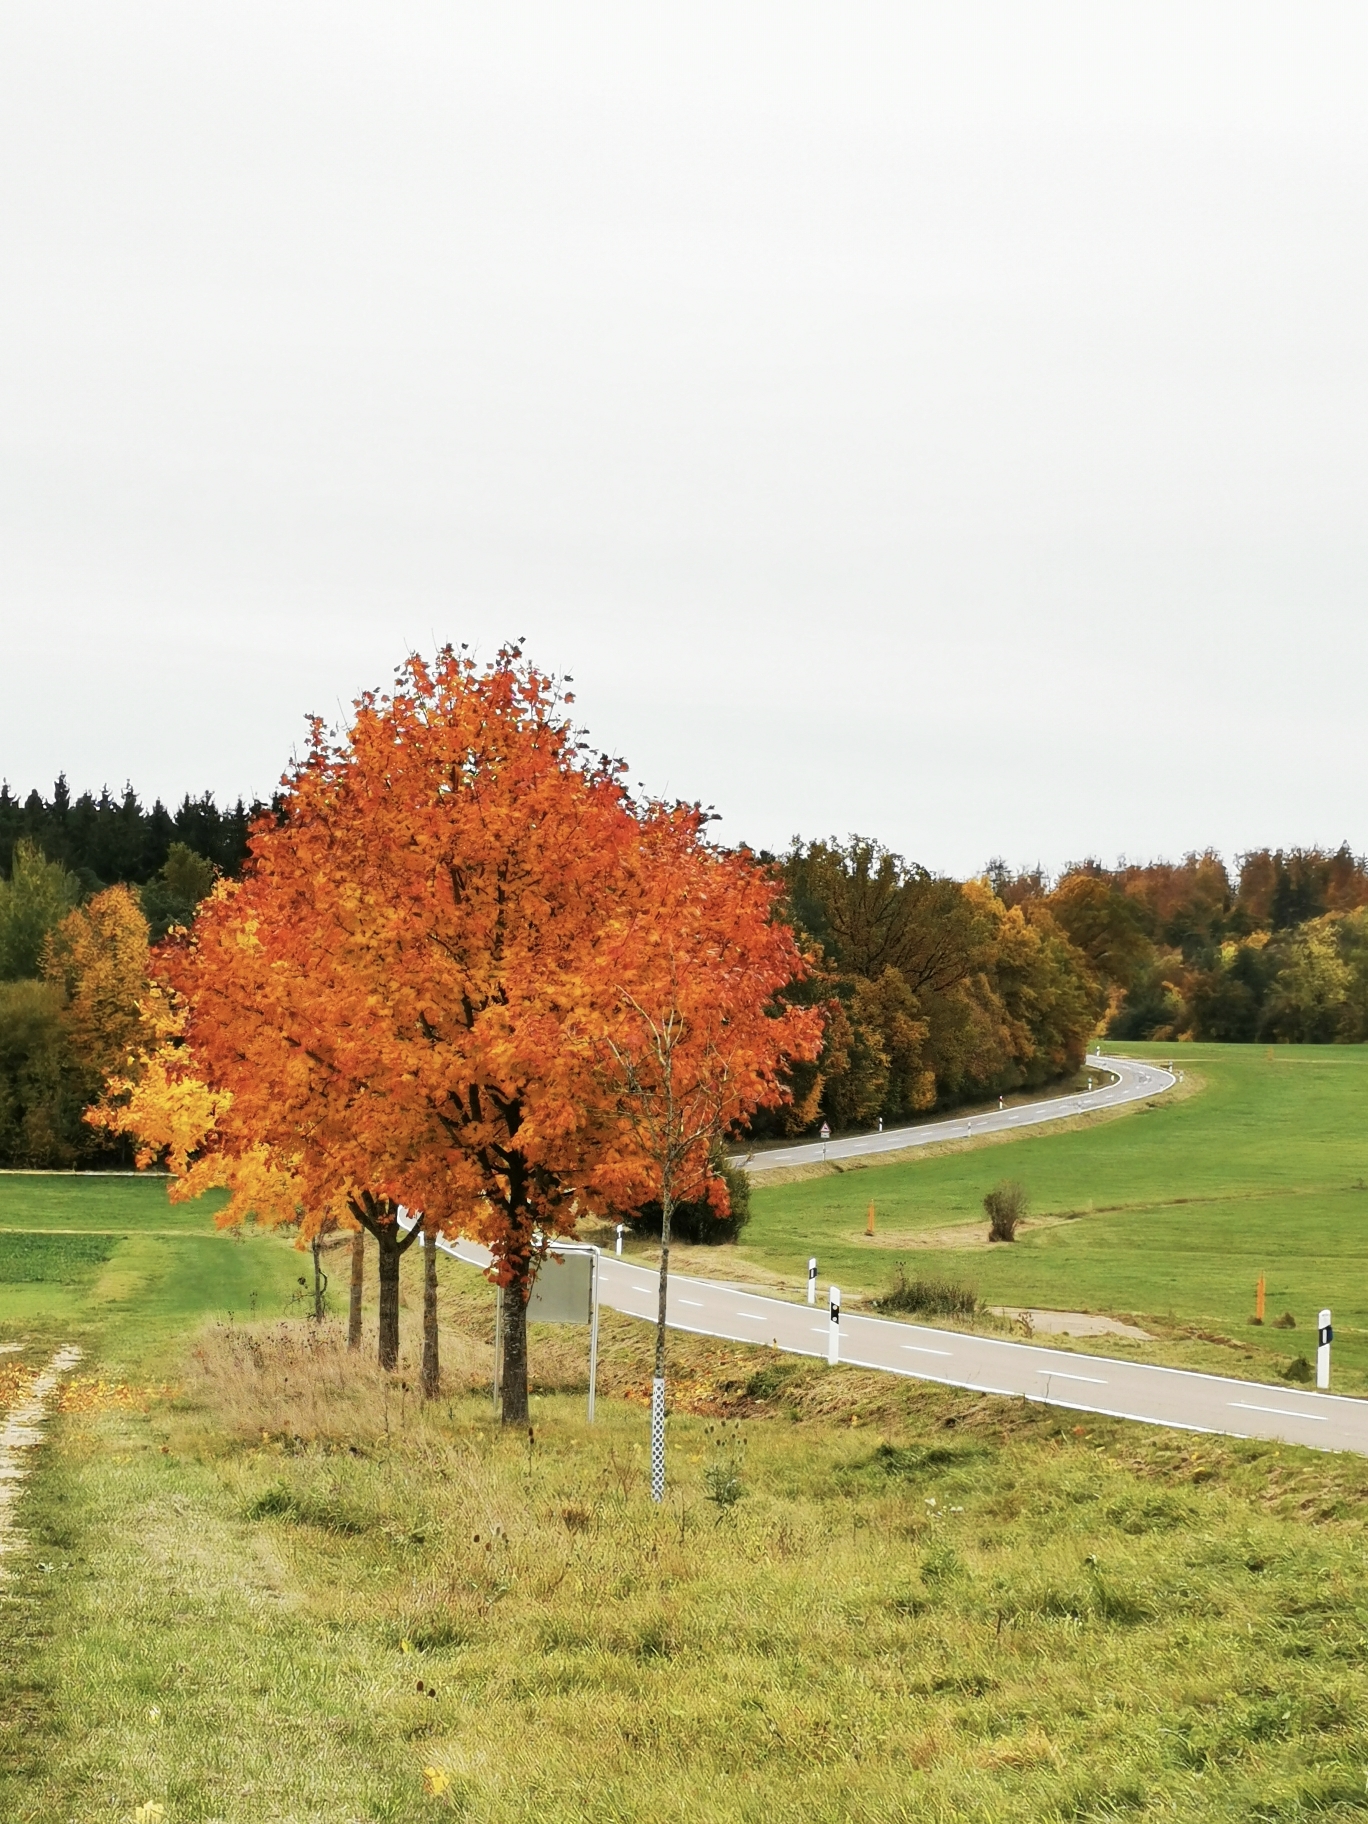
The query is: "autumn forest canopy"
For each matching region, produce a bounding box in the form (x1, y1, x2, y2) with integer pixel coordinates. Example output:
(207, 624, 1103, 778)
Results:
(3, 715, 1368, 1179)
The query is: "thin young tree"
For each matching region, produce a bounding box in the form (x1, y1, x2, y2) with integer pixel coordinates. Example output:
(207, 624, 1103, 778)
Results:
(594, 810, 823, 1499)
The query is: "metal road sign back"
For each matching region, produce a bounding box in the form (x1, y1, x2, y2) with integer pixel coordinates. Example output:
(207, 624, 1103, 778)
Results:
(528, 1250, 594, 1325)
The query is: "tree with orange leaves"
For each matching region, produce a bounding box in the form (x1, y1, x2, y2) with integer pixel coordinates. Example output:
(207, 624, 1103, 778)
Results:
(587, 808, 823, 1499)
(103, 650, 632, 1411)
(99, 648, 820, 1431)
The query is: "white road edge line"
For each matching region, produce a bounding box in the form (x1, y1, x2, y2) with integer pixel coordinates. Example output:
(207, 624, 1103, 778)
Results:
(1230, 1401, 1329, 1422)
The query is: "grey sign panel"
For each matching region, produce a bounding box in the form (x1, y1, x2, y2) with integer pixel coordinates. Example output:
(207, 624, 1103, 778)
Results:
(528, 1251, 593, 1325)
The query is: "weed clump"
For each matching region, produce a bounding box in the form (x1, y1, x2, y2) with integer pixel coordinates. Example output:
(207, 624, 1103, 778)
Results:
(873, 1267, 977, 1319)
(1281, 1354, 1313, 1383)
(984, 1181, 1027, 1243)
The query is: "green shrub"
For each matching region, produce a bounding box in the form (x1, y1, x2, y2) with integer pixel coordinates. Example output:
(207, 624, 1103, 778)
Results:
(984, 1180, 1027, 1242)
(871, 1266, 977, 1318)
(628, 1145, 751, 1245)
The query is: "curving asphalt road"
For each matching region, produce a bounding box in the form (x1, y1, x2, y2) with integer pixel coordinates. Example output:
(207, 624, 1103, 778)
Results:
(427, 1053, 1368, 1455)
(734, 1050, 1177, 1174)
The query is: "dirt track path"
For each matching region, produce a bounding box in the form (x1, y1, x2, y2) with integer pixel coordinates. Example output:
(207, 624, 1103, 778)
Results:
(0, 1344, 81, 1570)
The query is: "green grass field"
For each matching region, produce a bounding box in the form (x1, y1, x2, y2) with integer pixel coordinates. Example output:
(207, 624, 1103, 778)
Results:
(743, 1043, 1368, 1384)
(0, 1172, 304, 1369)
(7, 1046, 1368, 1820)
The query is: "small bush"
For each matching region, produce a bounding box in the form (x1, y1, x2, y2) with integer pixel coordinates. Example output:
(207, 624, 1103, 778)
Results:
(1272, 1311, 1297, 1329)
(702, 1460, 745, 1510)
(984, 1181, 1027, 1243)
(1282, 1354, 1313, 1383)
(628, 1145, 751, 1245)
(245, 1477, 375, 1534)
(702, 1421, 748, 1511)
(872, 1267, 977, 1319)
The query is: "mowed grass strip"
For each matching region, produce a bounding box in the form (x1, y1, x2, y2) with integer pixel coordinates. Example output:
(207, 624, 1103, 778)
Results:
(743, 1043, 1368, 1383)
(0, 1178, 300, 1370)
(0, 1172, 216, 1234)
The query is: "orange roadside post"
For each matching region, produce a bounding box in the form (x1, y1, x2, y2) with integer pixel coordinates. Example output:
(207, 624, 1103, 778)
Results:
(1255, 1274, 1266, 1323)
(866, 1201, 876, 1237)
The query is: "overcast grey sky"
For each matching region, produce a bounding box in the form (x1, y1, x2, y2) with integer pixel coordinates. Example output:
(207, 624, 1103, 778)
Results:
(2, 4, 1364, 876)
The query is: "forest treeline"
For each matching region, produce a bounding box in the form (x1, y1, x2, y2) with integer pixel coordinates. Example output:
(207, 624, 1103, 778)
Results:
(0, 775, 253, 885)
(3, 770, 1368, 1164)
(1005, 846, 1368, 1046)
(767, 840, 1368, 1137)
(0, 776, 249, 1166)
(763, 839, 1101, 1136)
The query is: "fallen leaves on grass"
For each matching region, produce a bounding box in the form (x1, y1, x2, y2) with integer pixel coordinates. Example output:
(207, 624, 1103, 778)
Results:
(0, 1362, 36, 1409)
(55, 1376, 177, 1414)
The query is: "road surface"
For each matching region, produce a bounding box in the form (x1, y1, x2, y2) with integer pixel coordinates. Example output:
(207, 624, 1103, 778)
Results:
(735, 1050, 1176, 1174)
(423, 1052, 1366, 1455)
(432, 1264, 1365, 1460)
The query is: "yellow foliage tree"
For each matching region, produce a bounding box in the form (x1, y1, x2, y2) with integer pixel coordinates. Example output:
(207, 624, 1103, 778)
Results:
(43, 885, 150, 1093)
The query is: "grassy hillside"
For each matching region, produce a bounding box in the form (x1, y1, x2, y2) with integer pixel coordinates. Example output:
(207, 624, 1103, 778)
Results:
(743, 1043, 1368, 1383)
(7, 1257, 1368, 1822)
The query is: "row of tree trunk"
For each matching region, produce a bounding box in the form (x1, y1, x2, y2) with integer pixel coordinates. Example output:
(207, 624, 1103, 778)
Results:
(333, 1215, 531, 1421)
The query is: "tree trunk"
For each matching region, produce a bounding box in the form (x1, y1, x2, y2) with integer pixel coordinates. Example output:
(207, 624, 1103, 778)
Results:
(346, 1195, 422, 1372)
(500, 1275, 530, 1426)
(376, 1224, 404, 1371)
(422, 1224, 440, 1399)
(347, 1228, 365, 1351)
(311, 1237, 327, 1321)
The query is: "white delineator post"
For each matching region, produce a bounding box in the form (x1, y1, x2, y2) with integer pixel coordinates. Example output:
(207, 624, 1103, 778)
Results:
(807, 1257, 818, 1305)
(615, 1224, 624, 1257)
(828, 1286, 841, 1364)
(1318, 1308, 1333, 1390)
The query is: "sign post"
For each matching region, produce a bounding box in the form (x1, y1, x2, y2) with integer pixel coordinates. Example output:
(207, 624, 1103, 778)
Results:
(820, 1120, 831, 1163)
(527, 1244, 602, 1423)
(807, 1256, 818, 1305)
(1318, 1308, 1333, 1390)
(828, 1285, 841, 1364)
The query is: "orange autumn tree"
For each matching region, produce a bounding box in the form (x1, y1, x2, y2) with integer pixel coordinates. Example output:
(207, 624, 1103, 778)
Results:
(111, 648, 652, 1417)
(589, 808, 824, 1500)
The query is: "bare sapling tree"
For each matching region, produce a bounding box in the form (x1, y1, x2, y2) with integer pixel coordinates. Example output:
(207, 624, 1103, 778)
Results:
(607, 983, 731, 1503)
(310, 1234, 328, 1320)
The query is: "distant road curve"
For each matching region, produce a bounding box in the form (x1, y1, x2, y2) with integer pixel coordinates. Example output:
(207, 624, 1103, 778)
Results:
(733, 1051, 1177, 1176)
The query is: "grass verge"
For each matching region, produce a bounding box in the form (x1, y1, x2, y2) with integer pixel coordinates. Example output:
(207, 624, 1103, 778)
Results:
(7, 1240, 1368, 1820)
